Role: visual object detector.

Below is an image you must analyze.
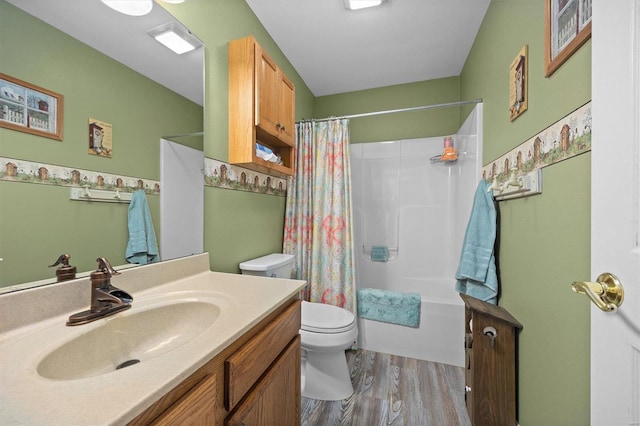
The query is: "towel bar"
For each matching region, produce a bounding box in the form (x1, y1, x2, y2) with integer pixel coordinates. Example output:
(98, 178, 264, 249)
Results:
(69, 186, 132, 204)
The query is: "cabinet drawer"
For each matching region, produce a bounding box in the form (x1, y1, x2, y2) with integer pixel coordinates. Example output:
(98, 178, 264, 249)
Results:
(225, 300, 301, 411)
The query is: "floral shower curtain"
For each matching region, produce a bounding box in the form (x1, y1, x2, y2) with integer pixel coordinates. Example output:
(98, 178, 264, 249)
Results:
(283, 119, 356, 314)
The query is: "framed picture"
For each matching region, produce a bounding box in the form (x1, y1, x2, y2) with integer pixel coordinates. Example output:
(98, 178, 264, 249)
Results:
(509, 45, 528, 122)
(0, 73, 63, 140)
(544, 0, 592, 77)
(88, 118, 113, 158)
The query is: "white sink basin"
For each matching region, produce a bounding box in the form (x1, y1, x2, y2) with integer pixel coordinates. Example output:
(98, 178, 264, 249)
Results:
(37, 296, 221, 381)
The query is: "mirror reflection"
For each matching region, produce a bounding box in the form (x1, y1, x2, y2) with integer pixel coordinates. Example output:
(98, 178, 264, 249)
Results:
(0, 0, 204, 292)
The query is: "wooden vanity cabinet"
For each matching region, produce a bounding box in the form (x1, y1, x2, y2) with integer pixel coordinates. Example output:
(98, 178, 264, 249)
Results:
(229, 35, 295, 178)
(129, 298, 301, 426)
(460, 293, 523, 426)
(226, 336, 300, 426)
(149, 373, 218, 425)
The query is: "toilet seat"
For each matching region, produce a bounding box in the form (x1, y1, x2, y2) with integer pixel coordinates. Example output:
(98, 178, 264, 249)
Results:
(301, 301, 356, 334)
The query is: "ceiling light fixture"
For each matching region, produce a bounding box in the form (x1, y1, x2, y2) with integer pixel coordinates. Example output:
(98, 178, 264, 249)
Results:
(344, 0, 386, 10)
(148, 22, 203, 55)
(100, 0, 153, 16)
(161, 0, 186, 4)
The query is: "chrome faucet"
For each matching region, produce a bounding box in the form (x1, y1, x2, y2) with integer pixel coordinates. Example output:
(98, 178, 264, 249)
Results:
(66, 257, 133, 326)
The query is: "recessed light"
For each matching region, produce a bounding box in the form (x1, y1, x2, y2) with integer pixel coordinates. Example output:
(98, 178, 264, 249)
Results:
(344, 0, 386, 10)
(100, 0, 153, 16)
(148, 22, 203, 55)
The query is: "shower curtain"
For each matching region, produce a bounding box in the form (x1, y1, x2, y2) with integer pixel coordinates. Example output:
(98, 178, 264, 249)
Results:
(283, 119, 357, 313)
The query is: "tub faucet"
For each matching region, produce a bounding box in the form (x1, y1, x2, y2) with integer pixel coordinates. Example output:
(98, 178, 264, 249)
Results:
(66, 257, 133, 326)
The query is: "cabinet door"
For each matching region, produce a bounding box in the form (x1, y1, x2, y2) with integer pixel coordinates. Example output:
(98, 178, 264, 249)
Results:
(151, 373, 216, 425)
(277, 72, 295, 146)
(255, 44, 279, 139)
(226, 336, 301, 426)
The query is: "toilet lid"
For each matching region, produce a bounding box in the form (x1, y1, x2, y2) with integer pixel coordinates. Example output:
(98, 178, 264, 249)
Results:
(301, 301, 356, 334)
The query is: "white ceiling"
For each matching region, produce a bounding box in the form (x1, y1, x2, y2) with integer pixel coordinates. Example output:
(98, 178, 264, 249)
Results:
(5, 0, 204, 106)
(6, 0, 490, 101)
(245, 0, 491, 96)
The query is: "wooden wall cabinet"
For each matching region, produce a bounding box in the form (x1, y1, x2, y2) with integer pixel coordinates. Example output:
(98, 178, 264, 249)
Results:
(229, 35, 295, 178)
(130, 299, 301, 426)
(461, 294, 523, 426)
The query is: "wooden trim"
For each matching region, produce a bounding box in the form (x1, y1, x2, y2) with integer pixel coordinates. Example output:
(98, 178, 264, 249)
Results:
(0, 73, 64, 141)
(544, 0, 592, 77)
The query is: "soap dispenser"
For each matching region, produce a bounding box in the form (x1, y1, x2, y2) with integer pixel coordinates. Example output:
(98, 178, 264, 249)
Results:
(49, 253, 77, 282)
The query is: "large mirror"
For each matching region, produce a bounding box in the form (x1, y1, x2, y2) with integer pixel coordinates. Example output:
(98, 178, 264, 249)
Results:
(0, 0, 204, 292)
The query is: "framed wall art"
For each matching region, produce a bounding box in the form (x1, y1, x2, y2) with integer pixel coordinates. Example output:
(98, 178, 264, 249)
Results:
(509, 45, 528, 122)
(544, 0, 592, 77)
(0, 73, 63, 140)
(88, 118, 113, 158)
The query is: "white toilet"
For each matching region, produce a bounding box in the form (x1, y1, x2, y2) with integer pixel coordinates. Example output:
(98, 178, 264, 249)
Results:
(239, 253, 358, 401)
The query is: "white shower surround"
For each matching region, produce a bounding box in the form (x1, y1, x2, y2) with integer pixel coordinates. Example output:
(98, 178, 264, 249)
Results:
(351, 104, 483, 368)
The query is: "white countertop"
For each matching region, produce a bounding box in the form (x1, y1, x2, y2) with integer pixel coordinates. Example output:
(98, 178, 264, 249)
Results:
(0, 254, 305, 425)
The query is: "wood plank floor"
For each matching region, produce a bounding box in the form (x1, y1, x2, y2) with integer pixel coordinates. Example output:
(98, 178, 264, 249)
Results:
(301, 349, 470, 426)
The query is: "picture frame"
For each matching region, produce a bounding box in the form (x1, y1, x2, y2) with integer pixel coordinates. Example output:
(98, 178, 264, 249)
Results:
(88, 118, 113, 158)
(544, 0, 592, 77)
(509, 45, 528, 122)
(0, 73, 63, 141)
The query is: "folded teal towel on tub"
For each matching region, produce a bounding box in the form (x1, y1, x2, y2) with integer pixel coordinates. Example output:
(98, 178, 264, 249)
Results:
(357, 288, 421, 328)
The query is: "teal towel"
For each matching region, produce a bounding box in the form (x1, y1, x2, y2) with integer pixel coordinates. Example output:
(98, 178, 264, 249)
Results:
(357, 288, 421, 328)
(125, 190, 159, 265)
(455, 180, 498, 304)
(370, 246, 388, 262)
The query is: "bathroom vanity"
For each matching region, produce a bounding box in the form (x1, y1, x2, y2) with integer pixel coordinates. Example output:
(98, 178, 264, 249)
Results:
(131, 299, 301, 425)
(0, 253, 305, 425)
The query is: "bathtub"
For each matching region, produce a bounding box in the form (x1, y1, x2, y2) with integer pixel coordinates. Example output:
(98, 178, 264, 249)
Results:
(356, 279, 465, 368)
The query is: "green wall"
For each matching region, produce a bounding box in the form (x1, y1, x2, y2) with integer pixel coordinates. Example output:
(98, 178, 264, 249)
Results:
(315, 77, 462, 143)
(1, 1, 592, 422)
(313, 1, 592, 424)
(0, 1, 203, 286)
(165, 0, 315, 273)
(460, 1, 591, 425)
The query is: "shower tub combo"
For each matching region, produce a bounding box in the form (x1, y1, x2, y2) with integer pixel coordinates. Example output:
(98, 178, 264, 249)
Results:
(350, 105, 483, 368)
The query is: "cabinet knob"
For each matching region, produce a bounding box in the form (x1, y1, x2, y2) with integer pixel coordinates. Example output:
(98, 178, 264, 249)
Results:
(276, 121, 281, 129)
(465, 385, 472, 393)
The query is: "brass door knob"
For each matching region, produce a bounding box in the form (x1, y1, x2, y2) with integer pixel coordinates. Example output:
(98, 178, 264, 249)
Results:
(571, 272, 624, 312)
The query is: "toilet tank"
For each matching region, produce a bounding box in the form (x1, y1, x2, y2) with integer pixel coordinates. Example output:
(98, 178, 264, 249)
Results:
(239, 253, 294, 278)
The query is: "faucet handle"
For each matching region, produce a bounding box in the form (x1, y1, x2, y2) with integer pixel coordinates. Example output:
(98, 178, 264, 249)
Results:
(49, 253, 77, 282)
(49, 253, 71, 268)
(96, 257, 121, 276)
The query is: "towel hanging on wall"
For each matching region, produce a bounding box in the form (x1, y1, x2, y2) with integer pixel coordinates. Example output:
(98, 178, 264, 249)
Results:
(125, 190, 159, 265)
(455, 179, 499, 304)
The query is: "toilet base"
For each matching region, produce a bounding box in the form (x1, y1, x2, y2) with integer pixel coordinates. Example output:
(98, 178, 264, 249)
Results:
(302, 348, 354, 401)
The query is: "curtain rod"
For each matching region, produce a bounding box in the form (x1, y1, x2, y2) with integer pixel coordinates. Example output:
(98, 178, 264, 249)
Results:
(161, 131, 204, 139)
(305, 99, 483, 123)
